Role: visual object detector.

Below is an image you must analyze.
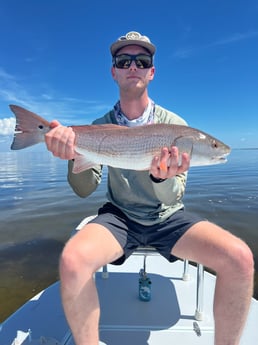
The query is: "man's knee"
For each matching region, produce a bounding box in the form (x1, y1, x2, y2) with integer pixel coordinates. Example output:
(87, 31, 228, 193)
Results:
(59, 238, 97, 283)
(235, 241, 254, 277)
(222, 239, 254, 279)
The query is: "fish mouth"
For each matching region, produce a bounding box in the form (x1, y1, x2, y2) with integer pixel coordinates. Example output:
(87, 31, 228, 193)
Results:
(212, 153, 229, 163)
(218, 157, 227, 163)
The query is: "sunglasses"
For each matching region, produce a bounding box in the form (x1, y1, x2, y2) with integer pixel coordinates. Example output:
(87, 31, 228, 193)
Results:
(113, 54, 153, 69)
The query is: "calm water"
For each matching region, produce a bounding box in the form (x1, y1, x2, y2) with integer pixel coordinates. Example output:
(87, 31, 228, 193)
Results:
(0, 149, 257, 321)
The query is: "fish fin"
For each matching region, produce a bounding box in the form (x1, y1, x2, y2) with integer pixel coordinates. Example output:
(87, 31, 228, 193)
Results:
(9, 105, 50, 150)
(72, 154, 97, 174)
(173, 136, 194, 158)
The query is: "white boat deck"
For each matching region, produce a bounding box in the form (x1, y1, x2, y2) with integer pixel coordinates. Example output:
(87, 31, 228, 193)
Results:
(97, 254, 215, 345)
(1, 252, 258, 345)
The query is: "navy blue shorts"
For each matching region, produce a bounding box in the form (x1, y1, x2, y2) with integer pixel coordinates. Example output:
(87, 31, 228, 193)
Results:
(89, 202, 203, 265)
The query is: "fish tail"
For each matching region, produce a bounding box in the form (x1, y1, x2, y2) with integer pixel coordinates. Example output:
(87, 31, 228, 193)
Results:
(9, 105, 51, 150)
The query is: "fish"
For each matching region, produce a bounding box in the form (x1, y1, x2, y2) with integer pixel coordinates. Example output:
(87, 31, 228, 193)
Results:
(9, 104, 231, 174)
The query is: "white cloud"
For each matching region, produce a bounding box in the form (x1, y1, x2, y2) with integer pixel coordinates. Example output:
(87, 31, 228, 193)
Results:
(0, 67, 111, 125)
(0, 68, 15, 80)
(0, 117, 15, 135)
(209, 31, 258, 47)
(0, 67, 37, 110)
(173, 31, 258, 59)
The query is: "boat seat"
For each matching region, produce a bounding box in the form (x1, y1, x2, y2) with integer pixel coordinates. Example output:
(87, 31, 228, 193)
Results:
(75, 216, 204, 321)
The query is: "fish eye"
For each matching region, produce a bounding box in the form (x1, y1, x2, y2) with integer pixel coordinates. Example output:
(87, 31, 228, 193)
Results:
(38, 125, 44, 129)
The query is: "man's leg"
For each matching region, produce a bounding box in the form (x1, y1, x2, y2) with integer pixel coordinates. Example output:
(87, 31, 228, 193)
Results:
(172, 221, 254, 345)
(59, 223, 124, 345)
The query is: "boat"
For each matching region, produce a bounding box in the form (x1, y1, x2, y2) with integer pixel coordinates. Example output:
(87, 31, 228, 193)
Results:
(0, 215, 257, 345)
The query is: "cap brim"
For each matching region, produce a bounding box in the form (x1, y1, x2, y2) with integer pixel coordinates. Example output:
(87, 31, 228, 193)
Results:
(110, 40, 156, 56)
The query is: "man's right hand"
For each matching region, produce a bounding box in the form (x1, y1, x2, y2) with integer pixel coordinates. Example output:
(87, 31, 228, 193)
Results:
(45, 121, 76, 160)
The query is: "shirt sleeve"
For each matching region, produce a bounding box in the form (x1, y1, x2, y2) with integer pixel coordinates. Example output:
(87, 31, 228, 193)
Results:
(151, 172, 187, 206)
(67, 160, 102, 198)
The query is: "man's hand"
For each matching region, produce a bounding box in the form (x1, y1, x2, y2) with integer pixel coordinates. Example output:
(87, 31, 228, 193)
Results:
(149, 146, 190, 180)
(45, 121, 76, 160)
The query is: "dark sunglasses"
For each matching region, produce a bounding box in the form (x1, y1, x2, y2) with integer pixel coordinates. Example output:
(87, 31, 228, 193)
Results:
(113, 54, 153, 69)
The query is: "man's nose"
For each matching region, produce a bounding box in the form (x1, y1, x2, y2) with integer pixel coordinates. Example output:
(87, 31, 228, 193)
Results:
(129, 60, 137, 70)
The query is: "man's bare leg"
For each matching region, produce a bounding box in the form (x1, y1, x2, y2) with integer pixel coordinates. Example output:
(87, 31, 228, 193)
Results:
(59, 223, 124, 345)
(172, 221, 254, 345)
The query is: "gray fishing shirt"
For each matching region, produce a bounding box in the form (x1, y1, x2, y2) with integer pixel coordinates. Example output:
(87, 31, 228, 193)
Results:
(67, 104, 188, 225)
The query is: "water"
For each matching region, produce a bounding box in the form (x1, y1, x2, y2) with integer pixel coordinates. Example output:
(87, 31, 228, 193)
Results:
(0, 149, 257, 321)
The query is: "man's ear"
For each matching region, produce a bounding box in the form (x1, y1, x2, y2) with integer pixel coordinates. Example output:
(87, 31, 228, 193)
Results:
(149, 66, 155, 81)
(111, 66, 117, 80)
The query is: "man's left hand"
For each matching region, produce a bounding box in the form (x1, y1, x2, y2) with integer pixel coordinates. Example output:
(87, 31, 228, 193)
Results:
(149, 146, 190, 180)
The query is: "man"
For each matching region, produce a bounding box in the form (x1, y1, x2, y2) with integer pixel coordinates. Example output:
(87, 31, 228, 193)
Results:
(45, 31, 254, 345)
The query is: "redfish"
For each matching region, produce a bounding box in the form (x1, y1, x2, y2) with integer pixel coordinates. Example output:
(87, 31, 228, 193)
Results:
(9, 105, 230, 173)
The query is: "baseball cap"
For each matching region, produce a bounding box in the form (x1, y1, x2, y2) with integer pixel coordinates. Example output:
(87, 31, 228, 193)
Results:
(110, 31, 156, 56)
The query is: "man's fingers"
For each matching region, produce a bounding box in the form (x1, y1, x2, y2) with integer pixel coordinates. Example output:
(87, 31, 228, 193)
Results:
(150, 147, 190, 180)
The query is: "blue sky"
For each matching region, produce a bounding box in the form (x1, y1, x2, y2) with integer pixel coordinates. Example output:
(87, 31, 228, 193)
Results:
(0, 0, 257, 151)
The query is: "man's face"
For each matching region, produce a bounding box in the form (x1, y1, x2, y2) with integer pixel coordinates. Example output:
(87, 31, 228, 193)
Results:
(111, 45, 155, 93)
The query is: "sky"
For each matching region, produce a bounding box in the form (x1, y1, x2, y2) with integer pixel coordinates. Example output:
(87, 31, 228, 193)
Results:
(0, 0, 257, 151)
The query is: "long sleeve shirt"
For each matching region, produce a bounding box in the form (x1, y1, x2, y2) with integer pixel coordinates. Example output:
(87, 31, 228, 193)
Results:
(67, 104, 188, 225)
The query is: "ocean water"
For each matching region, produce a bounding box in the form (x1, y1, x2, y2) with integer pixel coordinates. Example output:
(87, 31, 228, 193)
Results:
(0, 149, 257, 321)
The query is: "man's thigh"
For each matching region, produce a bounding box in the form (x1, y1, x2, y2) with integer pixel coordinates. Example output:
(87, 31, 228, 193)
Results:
(171, 221, 247, 271)
(68, 222, 125, 270)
